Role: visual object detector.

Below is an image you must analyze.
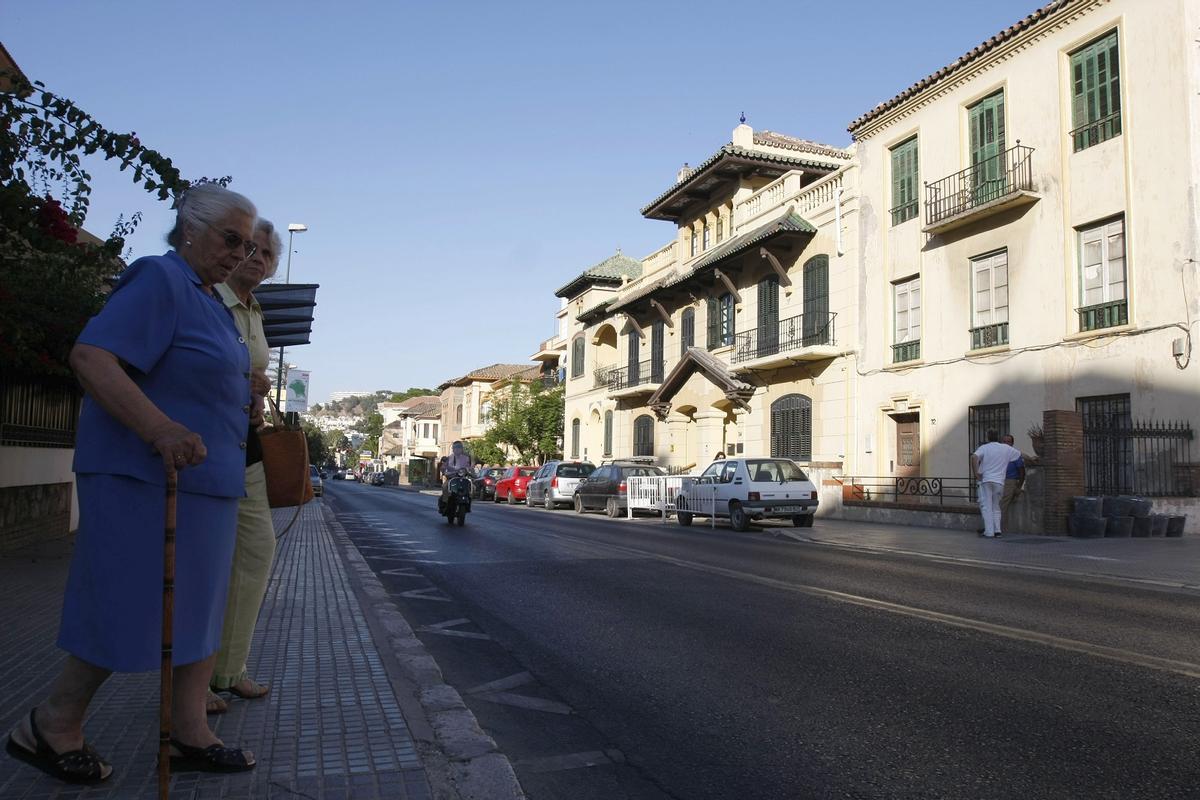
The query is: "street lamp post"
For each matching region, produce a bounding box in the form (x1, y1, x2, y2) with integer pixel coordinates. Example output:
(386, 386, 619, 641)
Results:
(274, 223, 308, 408)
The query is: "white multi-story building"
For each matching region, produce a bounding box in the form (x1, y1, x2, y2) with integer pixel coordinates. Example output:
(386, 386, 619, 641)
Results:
(553, 0, 1200, 515)
(846, 0, 1200, 489)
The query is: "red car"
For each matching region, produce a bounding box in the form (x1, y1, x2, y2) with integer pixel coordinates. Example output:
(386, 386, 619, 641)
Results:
(495, 466, 538, 504)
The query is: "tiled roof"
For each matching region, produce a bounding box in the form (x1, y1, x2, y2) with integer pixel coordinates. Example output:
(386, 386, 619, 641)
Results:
(554, 252, 643, 299)
(608, 207, 816, 314)
(848, 0, 1076, 135)
(576, 297, 615, 325)
(752, 131, 851, 160)
(647, 347, 755, 410)
(405, 400, 441, 418)
(439, 363, 535, 390)
(640, 144, 839, 218)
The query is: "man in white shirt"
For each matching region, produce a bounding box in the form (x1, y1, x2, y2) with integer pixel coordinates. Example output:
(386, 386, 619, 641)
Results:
(971, 430, 1022, 538)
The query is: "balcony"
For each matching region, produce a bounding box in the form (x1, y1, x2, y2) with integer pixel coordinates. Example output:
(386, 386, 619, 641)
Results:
(923, 143, 1038, 235)
(531, 334, 566, 363)
(1071, 111, 1121, 153)
(969, 322, 1009, 350)
(731, 312, 839, 370)
(1077, 299, 1128, 332)
(594, 360, 662, 397)
(892, 340, 921, 364)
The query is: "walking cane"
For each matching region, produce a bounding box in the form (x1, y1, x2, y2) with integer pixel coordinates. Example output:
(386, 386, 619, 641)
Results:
(159, 472, 177, 800)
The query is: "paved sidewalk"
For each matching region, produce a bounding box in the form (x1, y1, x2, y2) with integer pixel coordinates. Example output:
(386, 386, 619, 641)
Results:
(790, 517, 1200, 589)
(0, 503, 432, 799)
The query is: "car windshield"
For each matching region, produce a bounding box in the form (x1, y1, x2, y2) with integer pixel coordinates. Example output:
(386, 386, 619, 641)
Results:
(557, 463, 595, 478)
(310, 466, 319, 477)
(745, 459, 808, 482)
(518, 467, 537, 477)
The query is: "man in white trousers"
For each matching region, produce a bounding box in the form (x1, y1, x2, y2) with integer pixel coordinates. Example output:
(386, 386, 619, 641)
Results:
(971, 430, 1022, 538)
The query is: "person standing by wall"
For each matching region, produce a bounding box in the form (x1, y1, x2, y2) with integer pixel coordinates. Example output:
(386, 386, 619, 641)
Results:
(971, 430, 1022, 538)
(998, 434, 1027, 535)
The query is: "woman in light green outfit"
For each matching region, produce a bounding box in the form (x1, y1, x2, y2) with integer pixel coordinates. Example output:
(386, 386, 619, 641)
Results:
(207, 219, 281, 712)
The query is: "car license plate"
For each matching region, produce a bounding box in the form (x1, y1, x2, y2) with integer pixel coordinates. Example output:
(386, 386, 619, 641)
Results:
(771, 505, 807, 514)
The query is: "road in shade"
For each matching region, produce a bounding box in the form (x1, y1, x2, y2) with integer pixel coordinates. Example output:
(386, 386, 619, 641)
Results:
(325, 480, 1200, 800)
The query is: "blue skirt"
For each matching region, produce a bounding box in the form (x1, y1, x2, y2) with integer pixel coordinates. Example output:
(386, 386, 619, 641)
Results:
(58, 474, 239, 672)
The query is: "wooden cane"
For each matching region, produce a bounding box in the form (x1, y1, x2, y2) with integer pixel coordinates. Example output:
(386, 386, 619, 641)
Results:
(159, 472, 177, 800)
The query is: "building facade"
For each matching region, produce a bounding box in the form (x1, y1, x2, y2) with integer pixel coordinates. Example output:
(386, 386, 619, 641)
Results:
(438, 364, 540, 456)
(554, 0, 1199, 505)
(847, 0, 1200, 488)
(560, 124, 858, 470)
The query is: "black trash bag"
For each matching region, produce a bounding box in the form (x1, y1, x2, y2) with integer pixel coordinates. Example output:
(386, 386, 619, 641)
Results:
(1073, 496, 1104, 516)
(1104, 516, 1133, 538)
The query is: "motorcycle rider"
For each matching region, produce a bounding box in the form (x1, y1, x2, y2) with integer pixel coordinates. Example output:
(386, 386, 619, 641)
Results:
(439, 441, 474, 511)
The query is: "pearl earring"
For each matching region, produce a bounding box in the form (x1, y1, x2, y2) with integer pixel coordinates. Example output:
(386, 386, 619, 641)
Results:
(185, 240, 192, 246)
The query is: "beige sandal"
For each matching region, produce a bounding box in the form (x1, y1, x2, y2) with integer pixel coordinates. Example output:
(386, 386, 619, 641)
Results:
(205, 690, 228, 715)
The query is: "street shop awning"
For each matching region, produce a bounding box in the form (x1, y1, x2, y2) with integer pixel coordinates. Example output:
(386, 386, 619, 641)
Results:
(253, 283, 319, 348)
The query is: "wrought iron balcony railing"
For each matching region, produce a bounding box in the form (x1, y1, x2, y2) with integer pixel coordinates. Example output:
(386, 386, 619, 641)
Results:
(595, 360, 660, 391)
(1070, 111, 1121, 153)
(1077, 299, 1128, 332)
(969, 322, 1009, 350)
(924, 143, 1034, 227)
(892, 339, 921, 364)
(731, 312, 837, 365)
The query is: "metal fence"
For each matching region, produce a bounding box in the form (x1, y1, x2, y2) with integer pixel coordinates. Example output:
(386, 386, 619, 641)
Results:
(1082, 418, 1194, 497)
(595, 360, 660, 391)
(840, 476, 975, 509)
(0, 373, 82, 448)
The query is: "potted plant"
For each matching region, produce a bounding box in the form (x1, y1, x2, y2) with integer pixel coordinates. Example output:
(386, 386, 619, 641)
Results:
(1027, 424, 1044, 457)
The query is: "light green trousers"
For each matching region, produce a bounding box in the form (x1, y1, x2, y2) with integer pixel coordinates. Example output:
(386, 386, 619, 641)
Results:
(211, 461, 276, 689)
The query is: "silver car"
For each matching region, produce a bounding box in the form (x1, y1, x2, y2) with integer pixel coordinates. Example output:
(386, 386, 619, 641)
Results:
(526, 460, 596, 509)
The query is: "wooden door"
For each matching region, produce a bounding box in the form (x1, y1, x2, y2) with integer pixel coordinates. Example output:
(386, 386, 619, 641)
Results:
(895, 414, 921, 481)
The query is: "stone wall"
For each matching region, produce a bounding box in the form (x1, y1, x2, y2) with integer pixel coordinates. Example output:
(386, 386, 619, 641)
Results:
(0, 482, 72, 553)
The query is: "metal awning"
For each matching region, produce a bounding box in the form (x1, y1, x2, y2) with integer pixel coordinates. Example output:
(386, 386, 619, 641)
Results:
(253, 283, 319, 348)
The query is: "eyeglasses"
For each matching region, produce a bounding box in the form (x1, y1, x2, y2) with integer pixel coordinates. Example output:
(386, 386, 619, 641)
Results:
(203, 221, 258, 258)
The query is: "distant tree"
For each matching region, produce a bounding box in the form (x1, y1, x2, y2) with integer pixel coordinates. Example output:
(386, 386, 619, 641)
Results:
(302, 421, 329, 466)
(389, 387, 437, 403)
(481, 381, 564, 464)
(468, 438, 507, 467)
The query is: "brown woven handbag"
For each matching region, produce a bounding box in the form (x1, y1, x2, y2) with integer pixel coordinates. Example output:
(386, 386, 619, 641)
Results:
(260, 397, 314, 510)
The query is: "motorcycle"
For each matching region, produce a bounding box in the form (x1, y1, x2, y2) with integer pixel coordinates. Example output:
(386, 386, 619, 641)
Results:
(438, 468, 473, 526)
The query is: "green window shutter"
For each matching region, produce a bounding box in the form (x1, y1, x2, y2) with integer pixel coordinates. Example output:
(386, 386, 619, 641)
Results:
(890, 138, 918, 224)
(1071, 31, 1121, 151)
(1070, 52, 1088, 131)
(706, 297, 719, 349)
(802, 256, 830, 345)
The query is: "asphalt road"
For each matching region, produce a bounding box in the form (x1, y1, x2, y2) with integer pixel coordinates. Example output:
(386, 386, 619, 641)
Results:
(325, 480, 1200, 800)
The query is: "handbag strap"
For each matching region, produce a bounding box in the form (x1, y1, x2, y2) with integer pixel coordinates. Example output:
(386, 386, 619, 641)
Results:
(266, 395, 285, 428)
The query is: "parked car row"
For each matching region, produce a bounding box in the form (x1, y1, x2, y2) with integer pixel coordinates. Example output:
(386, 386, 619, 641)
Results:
(486, 456, 819, 530)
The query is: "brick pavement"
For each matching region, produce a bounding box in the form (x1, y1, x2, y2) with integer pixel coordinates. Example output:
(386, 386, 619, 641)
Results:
(0, 503, 432, 800)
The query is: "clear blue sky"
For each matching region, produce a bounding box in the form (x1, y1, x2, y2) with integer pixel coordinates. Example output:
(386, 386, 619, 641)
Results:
(9, 0, 1039, 403)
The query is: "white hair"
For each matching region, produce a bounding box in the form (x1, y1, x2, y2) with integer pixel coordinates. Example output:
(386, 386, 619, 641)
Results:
(254, 218, 284, 278)
(167, 183, 256, 248)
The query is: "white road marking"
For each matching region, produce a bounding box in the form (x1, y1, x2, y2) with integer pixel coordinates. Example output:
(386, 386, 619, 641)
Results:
(1068, 555, 1122, 562)
(466, 672, 535, 695)
(512, 751, 612, 773)
(380, 567, 422, 577)
(399, 587, 453, 602)
(475, 691, 572, 715)
(529, 529, 1200, 681)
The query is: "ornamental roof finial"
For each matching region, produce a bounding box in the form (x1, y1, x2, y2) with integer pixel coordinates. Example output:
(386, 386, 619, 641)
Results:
(739, 111, 746, 124)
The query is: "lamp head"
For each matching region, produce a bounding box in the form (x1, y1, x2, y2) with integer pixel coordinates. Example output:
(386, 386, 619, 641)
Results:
(287, 223, 308, 233)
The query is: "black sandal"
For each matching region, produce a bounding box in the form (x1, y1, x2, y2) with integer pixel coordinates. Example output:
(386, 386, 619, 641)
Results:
(5, 708, 112, 785)
(168, 737, 256, 773)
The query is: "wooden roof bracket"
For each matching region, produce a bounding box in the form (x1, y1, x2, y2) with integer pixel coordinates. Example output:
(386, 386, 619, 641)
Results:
(624, 313, 646, 339)
(650, 299, 674, 327)
(713, 269, 742, 304)
(760, 247, 792, 288)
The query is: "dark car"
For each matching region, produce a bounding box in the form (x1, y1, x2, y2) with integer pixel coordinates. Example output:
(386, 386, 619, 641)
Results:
(574, 463, 666, 517)
(370, 472, 386, 486)
(473, 467, 506, 500)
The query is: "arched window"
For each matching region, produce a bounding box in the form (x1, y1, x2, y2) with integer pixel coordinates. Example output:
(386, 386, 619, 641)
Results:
(603, 411, 613, 457)
(680, 307, 695, 355)
(571, 418, 581, 459)
(571, 335, 585, 378)
(802, 255, 830, 345)
(770, 394, 812, 461)
(455, 404, 463, 424)
(633, 415, 654, 457)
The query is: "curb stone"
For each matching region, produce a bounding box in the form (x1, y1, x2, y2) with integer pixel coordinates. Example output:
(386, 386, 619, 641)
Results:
(323, 505, 527, 800)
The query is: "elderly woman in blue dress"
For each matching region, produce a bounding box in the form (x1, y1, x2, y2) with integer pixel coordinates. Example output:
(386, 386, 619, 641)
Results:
(5, 183, 259, 782)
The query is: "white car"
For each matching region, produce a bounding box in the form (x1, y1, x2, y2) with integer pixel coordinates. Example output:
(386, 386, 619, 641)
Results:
(676, 457, 818, 531)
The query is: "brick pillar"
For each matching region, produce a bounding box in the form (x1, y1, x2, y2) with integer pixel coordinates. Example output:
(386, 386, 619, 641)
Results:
(1041, 410, 1085, 535)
